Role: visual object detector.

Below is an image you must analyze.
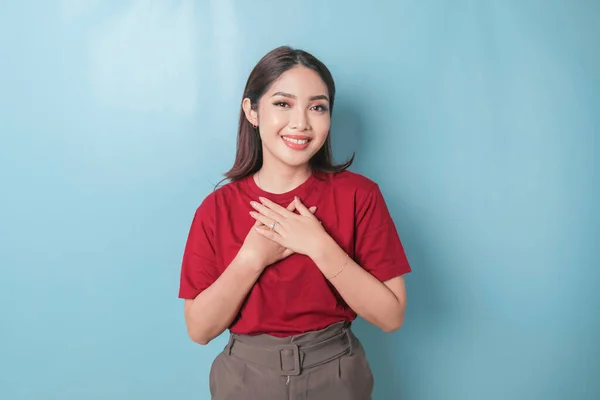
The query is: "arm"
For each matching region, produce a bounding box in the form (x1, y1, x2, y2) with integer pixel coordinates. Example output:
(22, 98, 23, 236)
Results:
(183, 252, 262, 345)
(250, 193, 410, 333)
(181, 199, 311, 345)
(311, 236, 406, 332)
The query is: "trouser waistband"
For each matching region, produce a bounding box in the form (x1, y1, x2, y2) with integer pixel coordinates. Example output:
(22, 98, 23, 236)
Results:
(225, 321, 354, 376)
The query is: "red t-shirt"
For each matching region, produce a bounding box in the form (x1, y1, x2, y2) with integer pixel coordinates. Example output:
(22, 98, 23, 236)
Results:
(178, 170, 411, 337)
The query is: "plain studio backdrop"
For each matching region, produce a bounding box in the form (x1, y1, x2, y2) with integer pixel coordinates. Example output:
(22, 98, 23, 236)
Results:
(1, 1, 598, 399)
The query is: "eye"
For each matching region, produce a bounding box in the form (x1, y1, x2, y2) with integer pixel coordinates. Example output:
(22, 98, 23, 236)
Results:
(273, 101, 290, 108)
(311, 104, 329, 112)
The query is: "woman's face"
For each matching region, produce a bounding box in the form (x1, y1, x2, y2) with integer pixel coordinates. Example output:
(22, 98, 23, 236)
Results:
(244, 66, 331, 170)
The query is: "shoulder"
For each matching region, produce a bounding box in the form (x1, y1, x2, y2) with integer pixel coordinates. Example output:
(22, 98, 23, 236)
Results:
(322, 170, 379, 195)
(193, 178, 246, 219)
(320, 171, 390, 218)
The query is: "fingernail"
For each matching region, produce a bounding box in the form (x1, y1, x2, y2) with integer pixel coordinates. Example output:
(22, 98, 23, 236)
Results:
(259, 197, 265, 202)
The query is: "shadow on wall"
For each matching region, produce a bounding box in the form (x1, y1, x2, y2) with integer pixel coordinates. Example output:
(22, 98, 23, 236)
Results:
(331, 103, 451, 399)
(330, 104, 363, 166)
(356, 199, 452, 399)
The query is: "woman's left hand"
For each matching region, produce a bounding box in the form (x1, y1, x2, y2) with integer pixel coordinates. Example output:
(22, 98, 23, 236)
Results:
(249, 196, 329, 258)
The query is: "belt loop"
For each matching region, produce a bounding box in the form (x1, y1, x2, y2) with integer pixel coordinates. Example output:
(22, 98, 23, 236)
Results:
(344, 327, 353, 355)
(226, 334, 235, 356)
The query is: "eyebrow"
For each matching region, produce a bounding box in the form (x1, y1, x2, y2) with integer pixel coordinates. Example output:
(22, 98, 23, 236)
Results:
(271, 91, 329, 102)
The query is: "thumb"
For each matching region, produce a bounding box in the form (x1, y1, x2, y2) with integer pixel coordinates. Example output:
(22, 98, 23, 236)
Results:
(282, 248, 295, 258)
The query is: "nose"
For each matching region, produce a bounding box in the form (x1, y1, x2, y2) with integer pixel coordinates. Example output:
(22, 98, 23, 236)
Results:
(289, 108, 309, 131)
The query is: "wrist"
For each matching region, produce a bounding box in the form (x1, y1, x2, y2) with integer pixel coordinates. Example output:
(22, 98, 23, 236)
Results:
(310, 234, 339, 265)
(311, 239, 349, 279)
(235, 249, 266, 273)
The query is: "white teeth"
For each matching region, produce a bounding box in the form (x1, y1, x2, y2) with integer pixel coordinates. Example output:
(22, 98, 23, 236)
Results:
(282, 137, 309, 145)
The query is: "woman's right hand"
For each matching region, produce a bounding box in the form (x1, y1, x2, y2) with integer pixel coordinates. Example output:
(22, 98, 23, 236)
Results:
(238, 200, 316, 270)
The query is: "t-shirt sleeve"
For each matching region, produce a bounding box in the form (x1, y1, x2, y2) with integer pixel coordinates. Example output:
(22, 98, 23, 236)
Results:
(178, 195, 219, 299)
(354, 184, 411, 282)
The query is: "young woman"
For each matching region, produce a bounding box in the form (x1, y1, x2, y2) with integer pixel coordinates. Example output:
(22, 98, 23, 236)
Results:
(178, 46, 411, 400)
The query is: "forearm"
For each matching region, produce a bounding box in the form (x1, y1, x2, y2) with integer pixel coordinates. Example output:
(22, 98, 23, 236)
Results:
(311, 237, 406, 332)
(185, 253, 263, 344)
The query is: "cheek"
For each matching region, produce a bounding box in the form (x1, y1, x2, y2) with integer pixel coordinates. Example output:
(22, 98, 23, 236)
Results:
(312, 117, 331, 142)
(262, 115, 288, 135)
(257, 106, 287, 130)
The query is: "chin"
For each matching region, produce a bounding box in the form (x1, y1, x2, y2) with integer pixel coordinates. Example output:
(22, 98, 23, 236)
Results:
(272, 143, 316, 165)
(279, 154, 313, 168)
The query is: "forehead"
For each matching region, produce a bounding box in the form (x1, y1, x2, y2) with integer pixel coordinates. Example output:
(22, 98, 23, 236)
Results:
(265, 66, 328, 97)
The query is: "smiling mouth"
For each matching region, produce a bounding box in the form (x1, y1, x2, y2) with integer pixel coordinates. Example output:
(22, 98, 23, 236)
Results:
(282, 136, 310, 145)
(280, 135, 312, 150)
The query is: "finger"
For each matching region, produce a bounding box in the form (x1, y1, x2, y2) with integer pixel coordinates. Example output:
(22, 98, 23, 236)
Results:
(249, 211, 276, 229)
(252, 218, 262, 227)
(251, 200, 284, 223)
(286, 200, 297, 212)
(254, 226, 285, 245)
(258, 197, 296, 218)
(294, 197, 314, 217)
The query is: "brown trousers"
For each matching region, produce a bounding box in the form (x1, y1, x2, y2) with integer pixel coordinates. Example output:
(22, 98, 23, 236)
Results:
(209, 321, 374, 400)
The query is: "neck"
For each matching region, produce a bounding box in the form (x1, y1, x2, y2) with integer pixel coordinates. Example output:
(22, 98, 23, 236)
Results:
(255, 163, 312, 194)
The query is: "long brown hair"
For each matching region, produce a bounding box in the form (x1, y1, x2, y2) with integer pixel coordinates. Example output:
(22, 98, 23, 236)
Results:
(221, 46, 354, 185)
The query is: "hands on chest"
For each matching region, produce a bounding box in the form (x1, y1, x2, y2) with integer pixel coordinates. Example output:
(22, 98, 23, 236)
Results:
(238, 196, 327, 271)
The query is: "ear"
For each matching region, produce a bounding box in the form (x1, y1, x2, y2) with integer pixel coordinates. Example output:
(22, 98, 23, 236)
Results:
(242, 98, 259, 127)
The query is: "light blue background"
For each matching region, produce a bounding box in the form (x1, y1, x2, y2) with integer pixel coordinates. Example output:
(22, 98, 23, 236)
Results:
(1, 1, 598, 399)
